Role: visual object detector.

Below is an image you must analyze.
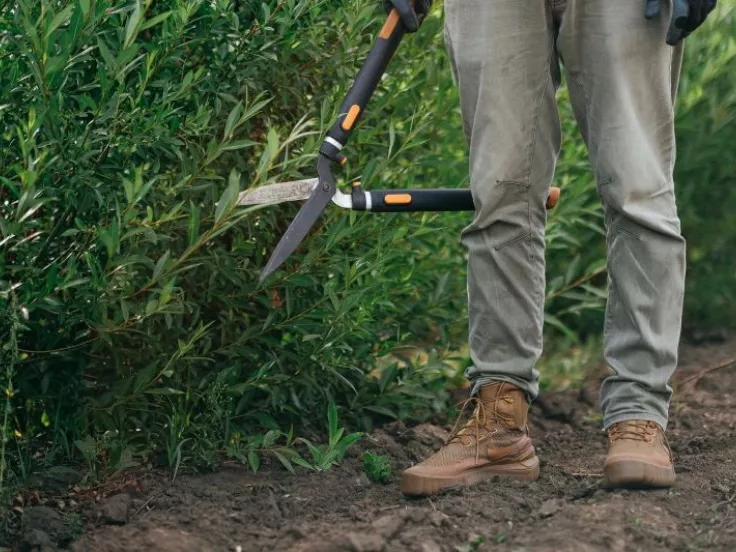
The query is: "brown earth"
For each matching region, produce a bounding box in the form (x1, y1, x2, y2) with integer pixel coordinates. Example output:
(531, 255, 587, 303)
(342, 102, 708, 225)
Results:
(17, 337, 736, 551)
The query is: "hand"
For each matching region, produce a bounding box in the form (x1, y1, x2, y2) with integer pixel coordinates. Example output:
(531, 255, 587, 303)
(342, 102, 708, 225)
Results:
(646, 0, 717, 45)
(383, 0, 433, 33)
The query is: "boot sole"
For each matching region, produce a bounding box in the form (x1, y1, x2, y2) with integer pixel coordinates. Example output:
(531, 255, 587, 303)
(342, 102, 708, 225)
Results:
(603, 459, 675, 489)
(401, 455, 540, 497)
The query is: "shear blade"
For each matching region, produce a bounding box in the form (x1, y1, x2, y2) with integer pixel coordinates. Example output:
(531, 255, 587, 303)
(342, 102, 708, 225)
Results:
(259, 179, 335, 283)
(237, 178, 319, 206)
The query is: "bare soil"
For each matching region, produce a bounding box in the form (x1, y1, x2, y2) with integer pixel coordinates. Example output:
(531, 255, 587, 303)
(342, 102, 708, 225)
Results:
(19, 337, 736, 551)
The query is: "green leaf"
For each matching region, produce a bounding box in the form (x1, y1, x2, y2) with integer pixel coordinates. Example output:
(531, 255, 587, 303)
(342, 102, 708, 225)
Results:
(140, 10, 173, 30)
(272, 451, 295, 474)
(292, 457, 313, 471)
(247, 450, 260, 472)
(219, 140, 257, 152)
(262, 429, 279, 448)
(124, 0, 143, 48)
(266, 127, 279, 160)
(153, 250, 170, 280)
(45, 6, 74, 39)
(97, 37, 115, 69)
(363, 405, 397, 419)
(45, 55, 68, 76)
(327, 401, 338, 439)
(215, 169, 240, 224)
(74, 436, 97, 463)
(188, 203, 200, 246)
(145, 299, 158, 316)
(224, 102, 243, 139)
(544, 314, 579, 341)
(79, 0, 91, 17)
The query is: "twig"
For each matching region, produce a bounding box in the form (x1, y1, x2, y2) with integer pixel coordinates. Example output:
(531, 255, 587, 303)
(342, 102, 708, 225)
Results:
(566, 471, 603, 478)
(678, 357, 736, 387)
(131, 492, 159, 520)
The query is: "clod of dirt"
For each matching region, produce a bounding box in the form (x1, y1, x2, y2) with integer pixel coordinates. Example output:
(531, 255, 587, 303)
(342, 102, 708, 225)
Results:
(406, 508, 426, 523)
(419, 541, 442, 552)
(429, 511, 451, 527)
(23, 506, 69, 546)
(97, 494, 132, 525)
(342, 531, 387, 552)
(537, 498, 564, 518)
(408, 424, 449, 447)
(371, 513, 406, 540)
(354, 473, 372, 488)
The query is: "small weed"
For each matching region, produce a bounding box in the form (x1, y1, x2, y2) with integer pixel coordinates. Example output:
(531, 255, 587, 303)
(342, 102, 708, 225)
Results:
(362, 452, 392, 484)
(294, 402, 362, 472)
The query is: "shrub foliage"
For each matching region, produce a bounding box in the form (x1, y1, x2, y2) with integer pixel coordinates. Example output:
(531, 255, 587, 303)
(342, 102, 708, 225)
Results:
(0, 0, 733, 480)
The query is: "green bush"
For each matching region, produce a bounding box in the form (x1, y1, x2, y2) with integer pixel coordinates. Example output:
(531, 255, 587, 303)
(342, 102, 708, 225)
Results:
(0, 0, 733, 485)
(0, 0, 479, 481)
(673, 7, 736, 331)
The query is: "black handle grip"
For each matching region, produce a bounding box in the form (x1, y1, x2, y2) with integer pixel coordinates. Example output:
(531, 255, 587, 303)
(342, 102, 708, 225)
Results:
(320, 10, 407, 159)
(351, 186, 561, 212)
(355, 188, 474, 212)
(667, 0, 690, 46)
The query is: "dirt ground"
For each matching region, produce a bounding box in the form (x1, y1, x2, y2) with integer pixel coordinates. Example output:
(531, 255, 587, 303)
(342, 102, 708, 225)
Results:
(17, 336, 736, 552)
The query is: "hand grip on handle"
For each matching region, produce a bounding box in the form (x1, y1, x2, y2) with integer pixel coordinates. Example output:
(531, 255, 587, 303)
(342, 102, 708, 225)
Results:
(320, 10, 407, 161)
(666, 0, 690, 46)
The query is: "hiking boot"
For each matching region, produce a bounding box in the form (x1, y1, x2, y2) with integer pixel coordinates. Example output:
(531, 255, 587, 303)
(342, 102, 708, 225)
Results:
(401, 381, 539, 496)
(603, 420, 675, 489)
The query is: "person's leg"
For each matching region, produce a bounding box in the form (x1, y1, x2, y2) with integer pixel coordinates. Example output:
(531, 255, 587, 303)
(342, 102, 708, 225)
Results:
(448, 0, 562, 401)
(557, 0, 685, 486)
(401, 0, 563, 497)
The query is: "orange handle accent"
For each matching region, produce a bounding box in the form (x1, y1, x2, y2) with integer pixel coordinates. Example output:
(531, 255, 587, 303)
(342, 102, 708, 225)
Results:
(379, 9, 400, 39)
(384, 193, 412, 205)
(546, 187, 561, 210)
(341, 104, 361, 131)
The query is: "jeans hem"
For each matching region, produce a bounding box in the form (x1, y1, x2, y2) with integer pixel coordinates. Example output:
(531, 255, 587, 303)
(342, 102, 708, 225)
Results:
(470, 374, 538, 404)
(602, 411, 668, 432)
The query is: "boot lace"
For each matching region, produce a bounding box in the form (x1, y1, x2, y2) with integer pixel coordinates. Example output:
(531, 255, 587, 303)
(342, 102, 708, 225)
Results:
(609, 420, 672, 459)
(443, 395, 517, 463)
(609, 420, 658, 442)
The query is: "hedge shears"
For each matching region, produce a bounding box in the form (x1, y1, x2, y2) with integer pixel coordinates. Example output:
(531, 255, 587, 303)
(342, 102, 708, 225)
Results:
(240, 0, 693, 283)
(238, 7, 564, 283)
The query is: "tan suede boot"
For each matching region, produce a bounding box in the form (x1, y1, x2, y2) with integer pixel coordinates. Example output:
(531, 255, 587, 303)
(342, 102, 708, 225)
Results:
(603, 420, 675, 489)
(401, 382, 539, 496)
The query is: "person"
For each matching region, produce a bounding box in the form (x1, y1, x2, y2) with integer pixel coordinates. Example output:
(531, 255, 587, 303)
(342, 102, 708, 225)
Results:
(384, 0, 718, 496)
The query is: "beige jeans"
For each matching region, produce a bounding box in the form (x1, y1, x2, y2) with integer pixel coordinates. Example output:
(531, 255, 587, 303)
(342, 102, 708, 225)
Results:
(444, 0, 686, 430)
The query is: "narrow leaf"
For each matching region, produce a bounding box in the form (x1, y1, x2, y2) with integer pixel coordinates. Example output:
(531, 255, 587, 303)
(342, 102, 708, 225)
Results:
(224, 102, 243, 139)
(124, 1, 143, 48)
(273, 451, 295, 474)
(153, 250, 170, 280)
(45, 6, 74, 39)
(247, 450, 260, 472)
(140, 10, 172, 30)
(220, 140, 257, 152)
(328, 401, 338, 439)
(215, 170, 240, 224)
